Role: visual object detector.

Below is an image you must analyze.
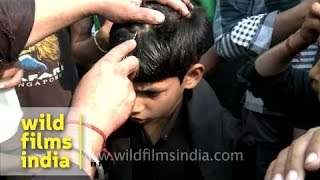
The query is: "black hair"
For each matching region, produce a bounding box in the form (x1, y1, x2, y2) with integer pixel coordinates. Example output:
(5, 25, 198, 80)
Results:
(109, 2, 207, 83)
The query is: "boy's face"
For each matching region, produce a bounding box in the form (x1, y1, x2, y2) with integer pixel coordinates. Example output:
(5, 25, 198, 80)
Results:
(129, 63, 205, 125)
(309, 59, 320, 101)
(130, 77, 184, 125)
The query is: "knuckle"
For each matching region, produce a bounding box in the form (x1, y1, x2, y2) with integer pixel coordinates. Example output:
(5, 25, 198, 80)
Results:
(309, 127, 320, 133)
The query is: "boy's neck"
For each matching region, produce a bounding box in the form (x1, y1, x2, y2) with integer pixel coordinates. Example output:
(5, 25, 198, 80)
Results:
(143, 117, 170, 145)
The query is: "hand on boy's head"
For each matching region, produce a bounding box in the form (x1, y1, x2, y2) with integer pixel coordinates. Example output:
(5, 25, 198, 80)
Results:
(98, 0, 193, 25)
(265, 127, 320, 180)
(71, 40, 139, 137)
(144, 0, 193, 17)
(0, 66, 23, 89)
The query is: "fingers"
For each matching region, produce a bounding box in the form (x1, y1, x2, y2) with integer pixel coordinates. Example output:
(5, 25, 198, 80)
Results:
(129, 0, 143, 6)
(154, 0, 192, 17)
(299, 2, 320, 43)
(304, 128, 320, 171)
(264, 128, 320, 180)
(265, 160, 275, 180)
(111, 0, 193, 24)
(269, 148, 289, 180)
(119, 56, 139, 79)
(125, 6, 166, 24)
(0, 69, 24, 89)
(284, 132, 316, 180)
(0, 67, 20, 79)
(311, 2, 320, 18)
(101, 40, 137, 63)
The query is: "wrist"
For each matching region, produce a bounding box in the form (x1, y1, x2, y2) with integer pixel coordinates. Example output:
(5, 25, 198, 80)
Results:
(93, 30, 109, 53)
(80, 0, 106, 17)
(70, 0, 98, 18)
(64, 124, 104, 155)
(87, 0, 113, 17)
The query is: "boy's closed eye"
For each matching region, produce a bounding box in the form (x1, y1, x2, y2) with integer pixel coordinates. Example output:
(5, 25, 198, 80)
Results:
(135, 90, 164, 98)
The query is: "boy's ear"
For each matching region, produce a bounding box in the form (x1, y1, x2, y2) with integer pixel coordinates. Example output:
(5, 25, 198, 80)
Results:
(183, 63, 205, 89)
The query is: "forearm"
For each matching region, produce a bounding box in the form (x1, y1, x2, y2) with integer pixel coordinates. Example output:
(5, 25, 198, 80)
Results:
(27, 0, 98, 47)
(200, 45, 220, 73)
(255, 30, 310, 77)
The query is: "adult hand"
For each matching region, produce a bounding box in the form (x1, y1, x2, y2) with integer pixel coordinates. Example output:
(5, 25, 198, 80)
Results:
(299, 2, 320, 44)
(302, 0, 318, 6)
(0, 66, 23, 89)
(94, 0, 193, 24)
(265, 127, 320, 180)
(70, 39, 139, 137)
(145, 0, 193, 17)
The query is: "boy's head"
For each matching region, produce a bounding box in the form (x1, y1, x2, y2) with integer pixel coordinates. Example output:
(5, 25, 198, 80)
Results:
(109, 3, 207, 124)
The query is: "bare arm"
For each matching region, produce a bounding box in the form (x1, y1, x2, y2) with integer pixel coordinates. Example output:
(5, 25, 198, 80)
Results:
(254, 31, 309, 77)
(255, 2, 320, 77)
(28, 0, 191, 47)
(271, 0, 317, 45)
(200, 45, 220, 74)
(214, 0, 317, 59)
(27, 0, 93, 47)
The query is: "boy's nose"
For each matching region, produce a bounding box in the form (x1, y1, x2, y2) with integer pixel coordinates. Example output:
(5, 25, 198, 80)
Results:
(131, 97, 145, 115)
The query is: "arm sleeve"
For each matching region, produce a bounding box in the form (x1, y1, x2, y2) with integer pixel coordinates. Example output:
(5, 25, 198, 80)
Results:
(0, 0, 35, 65)
(214, 12, 278, 60)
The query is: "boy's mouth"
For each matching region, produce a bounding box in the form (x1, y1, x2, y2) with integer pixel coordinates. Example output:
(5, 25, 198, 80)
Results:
(130, 117, 147, 124)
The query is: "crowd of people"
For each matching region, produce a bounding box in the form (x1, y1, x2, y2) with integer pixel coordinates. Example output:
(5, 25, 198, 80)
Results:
(0, 0, 319, 180)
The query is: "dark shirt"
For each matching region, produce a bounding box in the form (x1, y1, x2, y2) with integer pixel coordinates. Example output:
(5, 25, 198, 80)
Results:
(237, 63, 320, 129)
(106, 80, 237, 180)
(132, 99, 203, 180)
(0, 0, 35, 66)
(16, 29, 79, 107)
(107, 93, 203, 180)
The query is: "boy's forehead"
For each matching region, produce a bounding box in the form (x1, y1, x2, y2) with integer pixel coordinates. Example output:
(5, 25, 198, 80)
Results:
(133, 77, 179, 90)
(133, 81, 164, 91)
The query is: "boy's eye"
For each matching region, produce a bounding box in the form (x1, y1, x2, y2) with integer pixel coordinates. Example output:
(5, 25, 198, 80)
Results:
(139, 91, 160, 98)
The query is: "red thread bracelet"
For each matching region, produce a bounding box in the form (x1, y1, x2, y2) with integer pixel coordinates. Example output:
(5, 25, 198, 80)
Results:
(66, 120, 107, 140)
(286, 35, 303, 61)
(285, 35, 296, 55)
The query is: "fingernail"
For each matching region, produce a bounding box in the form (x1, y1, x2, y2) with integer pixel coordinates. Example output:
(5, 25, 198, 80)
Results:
(273, 174, 283, 180)
(305, 152, 318, 164)
(188, 2, 194, 9)
(186, 12, 192, 18)
(286, 170, 299, 180)
(129, 39, 137, 45)
(155, 12, 165, 23)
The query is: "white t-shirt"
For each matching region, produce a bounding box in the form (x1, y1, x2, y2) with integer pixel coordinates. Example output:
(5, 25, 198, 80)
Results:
(0, 88, 22, 143)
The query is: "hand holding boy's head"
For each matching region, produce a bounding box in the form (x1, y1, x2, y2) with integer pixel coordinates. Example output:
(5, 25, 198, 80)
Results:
(109, 2, 207, 83)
